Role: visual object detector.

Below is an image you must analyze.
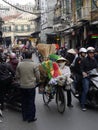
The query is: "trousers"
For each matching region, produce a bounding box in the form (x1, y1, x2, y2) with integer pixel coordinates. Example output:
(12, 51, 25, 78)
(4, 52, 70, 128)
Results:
(81, 77, 89, 108)
(67, 89, 72, 106)
(21, 88, 36, 120)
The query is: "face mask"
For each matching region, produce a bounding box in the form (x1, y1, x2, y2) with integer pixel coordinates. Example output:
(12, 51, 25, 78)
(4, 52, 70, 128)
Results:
(58, 62, 65, 68)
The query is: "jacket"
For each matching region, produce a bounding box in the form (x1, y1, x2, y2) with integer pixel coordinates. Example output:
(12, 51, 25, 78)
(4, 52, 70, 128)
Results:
(74, 56, 82, 75)
(0, 62, 14, 82)
(80, 56, 98, 73)
(16, 59, 40, 89)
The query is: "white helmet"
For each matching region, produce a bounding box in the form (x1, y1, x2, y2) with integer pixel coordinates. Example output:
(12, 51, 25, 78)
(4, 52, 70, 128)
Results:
(9, 53, 16, 59)
(79, 48, 87, 53)
(87, 47, 95, 53)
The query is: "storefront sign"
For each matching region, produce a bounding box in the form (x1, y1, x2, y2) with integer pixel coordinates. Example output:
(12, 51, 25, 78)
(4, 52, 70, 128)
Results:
(91, 34, 98, 39)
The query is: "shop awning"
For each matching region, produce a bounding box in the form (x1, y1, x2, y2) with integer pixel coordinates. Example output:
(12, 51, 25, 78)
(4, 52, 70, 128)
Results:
(31, 31, 40, 38)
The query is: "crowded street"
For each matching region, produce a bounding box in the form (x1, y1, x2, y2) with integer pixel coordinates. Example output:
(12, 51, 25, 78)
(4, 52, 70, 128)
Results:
(0, 91, 98, 130)
(0, 0, 98, 130)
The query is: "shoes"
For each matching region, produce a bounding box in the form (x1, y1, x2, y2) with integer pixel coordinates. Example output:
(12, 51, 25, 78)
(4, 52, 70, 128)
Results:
(82, 107, 87, 111)
(0, 110, 3, 117)
(75, 93, 79, 97)
(28, 118, 37, 123)
(67, 104, 73, 108)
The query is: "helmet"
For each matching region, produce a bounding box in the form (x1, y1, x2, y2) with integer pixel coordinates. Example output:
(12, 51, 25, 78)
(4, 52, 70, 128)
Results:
(79, 48, 87, 53)
(9, 53, 16, 59)
(87, 47, 95, 53)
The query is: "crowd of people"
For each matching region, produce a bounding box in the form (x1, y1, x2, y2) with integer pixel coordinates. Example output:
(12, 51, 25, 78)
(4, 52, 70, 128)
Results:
(0, 45, 40, 123)
(0, 44, 98, 123)
(57, 46, 98, 111)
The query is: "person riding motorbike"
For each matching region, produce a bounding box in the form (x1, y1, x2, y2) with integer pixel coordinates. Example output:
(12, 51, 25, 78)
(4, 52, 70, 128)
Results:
(74, 47, 87, 96)
(94, 48, 98, 64)
(80, 47, 98, 111)
(0, 54, 15, 110)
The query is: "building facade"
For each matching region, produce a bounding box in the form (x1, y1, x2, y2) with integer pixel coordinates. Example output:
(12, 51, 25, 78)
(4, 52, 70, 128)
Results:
(31, 0, 41, 44)
(39, 0, 56, 43)
(53, 0, 98, 49)
(0, 17, 4, 44)
(0, 3, 34, 17)
(2, 13, 36, 46)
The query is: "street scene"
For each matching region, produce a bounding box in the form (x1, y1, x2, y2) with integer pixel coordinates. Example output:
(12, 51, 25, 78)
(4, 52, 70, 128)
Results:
(0, 0, 98, 130)
(0, 92, 98, 130)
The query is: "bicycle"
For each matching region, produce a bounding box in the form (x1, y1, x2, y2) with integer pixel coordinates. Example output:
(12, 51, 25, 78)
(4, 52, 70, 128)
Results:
(42, 83, 66, 113)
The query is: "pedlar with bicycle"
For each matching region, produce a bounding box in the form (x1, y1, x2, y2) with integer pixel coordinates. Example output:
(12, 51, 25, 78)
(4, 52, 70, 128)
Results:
(38, 56, 73, 113)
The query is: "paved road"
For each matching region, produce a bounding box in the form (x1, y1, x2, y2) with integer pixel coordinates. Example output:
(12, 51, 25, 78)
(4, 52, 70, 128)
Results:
(0, 89, 98, 130)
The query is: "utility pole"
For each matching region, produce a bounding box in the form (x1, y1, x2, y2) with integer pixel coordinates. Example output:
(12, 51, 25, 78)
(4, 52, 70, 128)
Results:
(0, 7, 9, 44)
(72, 0, 76, 24)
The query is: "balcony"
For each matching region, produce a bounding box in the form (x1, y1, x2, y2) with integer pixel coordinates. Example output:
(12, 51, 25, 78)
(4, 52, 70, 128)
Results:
(53, 16, 61, 24)
(76, 6, 91, 21)
(91, 9, 98, 21)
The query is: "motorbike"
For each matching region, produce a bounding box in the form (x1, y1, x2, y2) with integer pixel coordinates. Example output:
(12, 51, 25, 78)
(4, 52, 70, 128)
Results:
(4, 81, 39, 111)
(71, 68, 98, 108)
(4, 80, 22, 111)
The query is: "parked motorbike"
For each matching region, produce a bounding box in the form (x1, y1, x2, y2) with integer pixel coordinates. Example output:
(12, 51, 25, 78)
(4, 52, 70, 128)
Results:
(4, 80, 22, 111)
(4, 81, 39, 111)
(71, 69, 98, 108)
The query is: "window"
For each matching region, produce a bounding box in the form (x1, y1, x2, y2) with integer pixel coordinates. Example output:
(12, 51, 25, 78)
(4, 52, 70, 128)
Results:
(76, 0, 83, 9)
(76, 0, 83, 18)
(27, 25, 30, 31)
(21, 25, 24, 31)
(9, 26, 11, 31)
(3, 27, 6, 32)
(66, 0, 70, 14)
(92, 0, 98, 10)
(15, 25, 18, 31)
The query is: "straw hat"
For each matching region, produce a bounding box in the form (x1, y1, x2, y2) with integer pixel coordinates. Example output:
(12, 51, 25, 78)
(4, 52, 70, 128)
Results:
(57, 57, 68, 62)
(67, 49, 76, 54)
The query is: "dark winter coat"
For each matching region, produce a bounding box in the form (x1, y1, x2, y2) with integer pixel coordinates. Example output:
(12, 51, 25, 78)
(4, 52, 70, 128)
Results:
(80, 56, 98, 73)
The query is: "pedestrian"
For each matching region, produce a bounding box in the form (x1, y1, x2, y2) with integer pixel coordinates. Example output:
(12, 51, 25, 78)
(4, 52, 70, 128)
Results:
(16, 50, 40, 123)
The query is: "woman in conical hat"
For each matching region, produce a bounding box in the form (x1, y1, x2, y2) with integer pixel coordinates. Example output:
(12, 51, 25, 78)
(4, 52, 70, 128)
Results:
(57, 57, 73, 107)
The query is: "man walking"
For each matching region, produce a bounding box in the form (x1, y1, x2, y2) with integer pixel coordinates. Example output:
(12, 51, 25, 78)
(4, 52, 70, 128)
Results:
(16, 51, 40, 122)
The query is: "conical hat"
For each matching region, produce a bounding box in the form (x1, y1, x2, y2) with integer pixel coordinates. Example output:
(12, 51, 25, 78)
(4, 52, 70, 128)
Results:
(67, 49, 76, 54)
(57, 57, 68, 62)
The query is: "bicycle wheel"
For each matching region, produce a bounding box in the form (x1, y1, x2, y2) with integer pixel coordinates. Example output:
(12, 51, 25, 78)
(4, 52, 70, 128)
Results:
(56, 87, 66, 113)
(43, 85, 51, 105)
(43, 92, 51, 105)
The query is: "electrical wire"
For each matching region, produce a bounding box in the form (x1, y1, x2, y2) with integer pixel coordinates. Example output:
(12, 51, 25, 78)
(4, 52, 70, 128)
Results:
(2, 0, 40, 14)
(2, 0, 54, 15)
